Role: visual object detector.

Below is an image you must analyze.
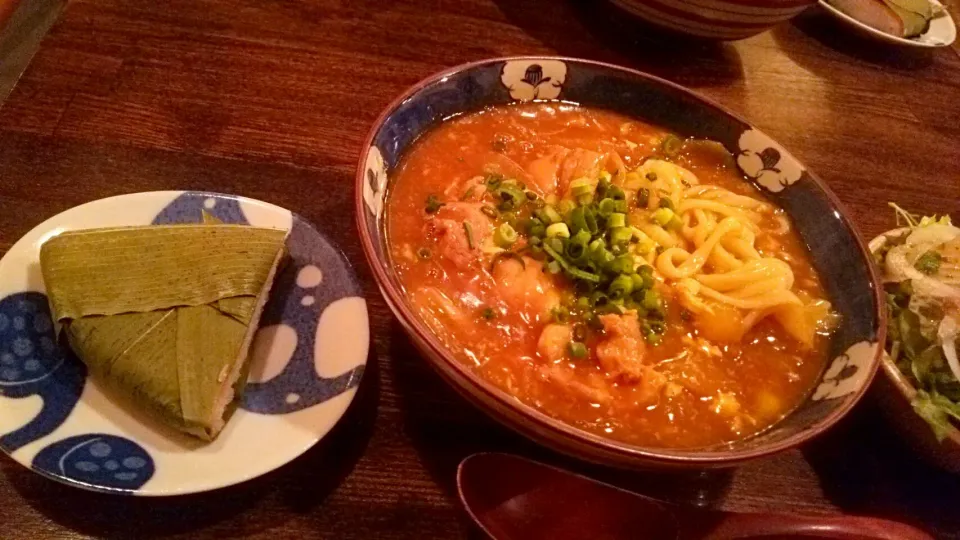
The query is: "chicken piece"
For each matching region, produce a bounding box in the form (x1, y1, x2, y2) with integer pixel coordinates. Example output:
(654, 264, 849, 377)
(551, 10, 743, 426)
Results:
(527, 149, 564, 196)
(558, 148, 605, 197)
(426, 202, 494, 271)
(492, 256, 561, 321)
(541, 365, 612, 404)
(526, 147, 607, 199)
(482, 152, 534, 186)
(595, 312, 647, 381)
(410, 287, 479, 341)
(537, 324, 572, 362)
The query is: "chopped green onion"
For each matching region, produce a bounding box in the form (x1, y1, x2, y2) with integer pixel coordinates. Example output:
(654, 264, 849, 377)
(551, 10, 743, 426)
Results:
(584, 207, 599, 234)
(463, 222, 475, 249)
(425, 194, 445, 214)
(543, 243, 601, 282)
(569, 207, 588, 234)
(548, 237, 565, 254)
(608, 213, 627, 229)
(590, 291, 609, 307)
(659, 197, 675, 210)
(495, 183, 526, 211)
(489, 251, 526, 273)
(915, 251, 943, 275)
(566, 230, 591, 261)
(636, 188, 650, 208)
(461, 186, 477, 201)
(630, 273, 645, 290)
(652, 207, 675, 227)
(661, 134, 683, 157)
(502, 211, 518, 227)
(609, 227, 632, 246)
(598, 198, 617, 217)
(607, 185, 626, 201)
(641, 288, 661, 311)
(538, 205, 563, 225)
(546, 222, 571, 239)
(610, 254, 634, 274)
(551, 306, 570, 323)
(481, 205, 499, 219)
(568, 341, 588, 358)
(608, 274, 634, 299)
(527, 218, 546, 238)
(547, 260, 562, 274)
(614, 200, 628, 213)
(485, 174, 503, 188)
(576, 296, 590, 309)
(558, 199, 576, 216)
(570, 177, 595, 198)
(495, 223, 518, 247)
(667, 215, 683, 231)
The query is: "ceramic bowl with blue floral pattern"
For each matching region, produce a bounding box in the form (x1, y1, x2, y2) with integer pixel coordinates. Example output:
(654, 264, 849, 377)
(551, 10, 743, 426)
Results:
(356, 57, 885, 469)
(0, 191, 368, 494)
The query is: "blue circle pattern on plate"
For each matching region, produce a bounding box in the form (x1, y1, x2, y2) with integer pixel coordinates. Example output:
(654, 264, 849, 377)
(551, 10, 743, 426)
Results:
(32, 434, 154, 491)
(0, 293, 156, 493)
(0, 292, 86, 453)
(152, 192, 366, 414)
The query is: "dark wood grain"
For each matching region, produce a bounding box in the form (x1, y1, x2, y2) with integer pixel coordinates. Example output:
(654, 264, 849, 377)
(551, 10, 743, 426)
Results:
(1, 0, 959, 538)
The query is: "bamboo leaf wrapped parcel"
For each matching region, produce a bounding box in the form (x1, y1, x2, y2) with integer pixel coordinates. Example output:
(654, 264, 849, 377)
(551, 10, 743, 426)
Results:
(39, 225, 287, 441)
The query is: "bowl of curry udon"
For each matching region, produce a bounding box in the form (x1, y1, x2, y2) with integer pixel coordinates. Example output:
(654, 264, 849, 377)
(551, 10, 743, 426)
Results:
(357, 57, 884, 468)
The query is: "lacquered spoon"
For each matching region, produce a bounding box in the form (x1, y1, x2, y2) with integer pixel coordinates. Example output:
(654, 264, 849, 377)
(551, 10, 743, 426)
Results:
(457, 453, 933, 540)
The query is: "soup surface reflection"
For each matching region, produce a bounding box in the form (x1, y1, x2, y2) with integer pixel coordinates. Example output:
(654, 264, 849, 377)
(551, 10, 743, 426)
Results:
(387, 103, 834, 448)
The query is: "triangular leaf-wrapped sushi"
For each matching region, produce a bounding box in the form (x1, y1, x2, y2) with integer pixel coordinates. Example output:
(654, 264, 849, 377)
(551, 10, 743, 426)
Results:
(39, 225, 287, 441)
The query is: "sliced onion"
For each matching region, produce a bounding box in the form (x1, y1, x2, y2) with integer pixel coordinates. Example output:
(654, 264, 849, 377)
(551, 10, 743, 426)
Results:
(939, 316, 960, 384)
(886, 244, 960, 302)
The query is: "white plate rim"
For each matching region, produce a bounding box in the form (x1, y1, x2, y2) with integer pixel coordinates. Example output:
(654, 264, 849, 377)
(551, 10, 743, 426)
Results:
(0, 191, 369, 496)
(818, 0, 957, 48)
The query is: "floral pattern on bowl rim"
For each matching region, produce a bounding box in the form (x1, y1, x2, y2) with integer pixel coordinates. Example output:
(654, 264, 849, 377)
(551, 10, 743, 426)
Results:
(0, 191, 368, 494)
(356, 57, 885, 468)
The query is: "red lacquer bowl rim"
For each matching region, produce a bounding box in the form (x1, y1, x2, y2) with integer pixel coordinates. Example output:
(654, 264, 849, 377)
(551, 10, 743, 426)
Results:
(355, 56, 885, 466)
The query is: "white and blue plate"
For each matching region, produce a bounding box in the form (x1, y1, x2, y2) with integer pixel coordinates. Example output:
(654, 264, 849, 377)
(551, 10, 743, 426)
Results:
(0, 191, 368, 495)
(818, 0, 957, 48)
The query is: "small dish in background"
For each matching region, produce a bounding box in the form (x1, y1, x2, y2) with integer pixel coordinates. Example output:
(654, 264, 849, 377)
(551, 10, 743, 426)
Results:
(819, 0, 957, 47)
(608, 0, 817, 40)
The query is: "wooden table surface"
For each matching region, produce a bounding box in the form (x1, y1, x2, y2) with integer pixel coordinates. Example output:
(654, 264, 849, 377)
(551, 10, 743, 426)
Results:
(1, 0, 959, 538)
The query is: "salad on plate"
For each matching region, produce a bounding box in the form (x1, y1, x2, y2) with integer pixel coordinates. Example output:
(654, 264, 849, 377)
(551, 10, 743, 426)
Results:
(875, 205, 960, 441)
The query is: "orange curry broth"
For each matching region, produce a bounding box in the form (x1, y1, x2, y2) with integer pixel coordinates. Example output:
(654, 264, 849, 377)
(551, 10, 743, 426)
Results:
(386, 103, 829, 448)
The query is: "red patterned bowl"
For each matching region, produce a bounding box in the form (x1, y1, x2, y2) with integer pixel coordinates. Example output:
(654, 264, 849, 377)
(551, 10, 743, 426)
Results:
(610, 0, 817, 40)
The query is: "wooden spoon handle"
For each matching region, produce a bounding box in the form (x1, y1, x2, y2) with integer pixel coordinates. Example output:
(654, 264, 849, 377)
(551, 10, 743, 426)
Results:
(694, 512, 934, 540)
